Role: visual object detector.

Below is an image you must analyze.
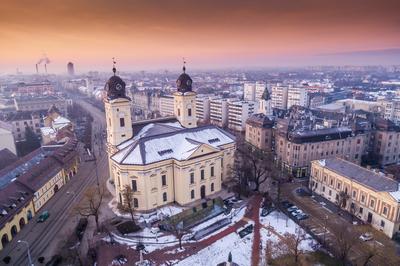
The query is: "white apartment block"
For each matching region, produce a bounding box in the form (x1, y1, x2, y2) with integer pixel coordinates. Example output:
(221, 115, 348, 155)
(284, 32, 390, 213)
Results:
(380, 99, 400, 126)
(159, 95, 174, 116)
(196, 95, 212, 122)
(210, 98, 229, 128)
(271, 85, 289, 109)
(287, 86, 309, 109)
(244, 82, 266, 101)
(228, 101, 257, 131)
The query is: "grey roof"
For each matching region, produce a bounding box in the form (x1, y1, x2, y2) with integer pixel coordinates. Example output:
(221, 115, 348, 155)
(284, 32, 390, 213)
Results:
(318, 158, 399, 192)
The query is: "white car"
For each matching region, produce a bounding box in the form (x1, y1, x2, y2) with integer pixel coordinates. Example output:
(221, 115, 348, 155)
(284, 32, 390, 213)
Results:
(359, 232, 373, 241)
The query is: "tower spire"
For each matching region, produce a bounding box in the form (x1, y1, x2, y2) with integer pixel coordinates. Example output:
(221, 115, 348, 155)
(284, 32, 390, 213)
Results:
(112, 57, 117, 75)
(182, 57, 186, 73)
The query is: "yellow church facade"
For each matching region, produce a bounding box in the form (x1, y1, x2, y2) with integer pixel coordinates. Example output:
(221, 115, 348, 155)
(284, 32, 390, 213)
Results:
(104, 65, 236, 211)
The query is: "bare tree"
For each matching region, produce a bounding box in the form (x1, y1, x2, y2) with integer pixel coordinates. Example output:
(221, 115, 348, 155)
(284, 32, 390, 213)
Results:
(361, 242, 380, 266)
(332, 224, 357, 265)
(236, 142, 276, 191)
(336, 191, 350, 214)
(121, 185, 136, 222)
(76, 185, 105, 232)
(267, 227, 307, 264)
(170, 221, 190, 250)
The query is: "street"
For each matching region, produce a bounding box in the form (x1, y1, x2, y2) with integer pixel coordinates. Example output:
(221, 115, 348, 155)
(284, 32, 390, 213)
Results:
(0, 99, 109, 266)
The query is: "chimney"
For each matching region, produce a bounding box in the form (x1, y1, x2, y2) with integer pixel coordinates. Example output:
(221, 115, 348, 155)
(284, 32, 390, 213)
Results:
(36, 64, 38, 74)
(44, 64, 47, 74)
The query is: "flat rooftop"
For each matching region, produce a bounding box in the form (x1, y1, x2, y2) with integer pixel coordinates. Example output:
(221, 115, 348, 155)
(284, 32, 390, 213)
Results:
(315, 158, 399, 192)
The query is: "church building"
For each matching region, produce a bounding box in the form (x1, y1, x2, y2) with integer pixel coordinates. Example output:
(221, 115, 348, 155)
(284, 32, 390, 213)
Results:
(104, 64, 236, 211)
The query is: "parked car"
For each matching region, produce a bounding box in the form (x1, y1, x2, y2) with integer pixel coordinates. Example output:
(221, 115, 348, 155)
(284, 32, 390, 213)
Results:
(296, 187, 312, 196)
(261, 208, 269, 217)
(37, 211, 50, 223)
(287, 206, 299, 212)
(359, 232, 373, 241)
(294, 213, 309, 220)
(238, 224, 254, 238)
(281, 200, 294, 209)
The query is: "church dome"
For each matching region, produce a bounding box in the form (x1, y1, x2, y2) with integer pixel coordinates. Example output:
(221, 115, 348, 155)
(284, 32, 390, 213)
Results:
(104, 67, 130, 100)
(176, 65, 193, 93)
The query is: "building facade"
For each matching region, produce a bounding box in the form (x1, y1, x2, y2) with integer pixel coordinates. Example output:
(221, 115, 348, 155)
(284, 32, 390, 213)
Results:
(245, 113, 274, 152)
(228, 101, 257, 132)
(310, 158, 400, 238)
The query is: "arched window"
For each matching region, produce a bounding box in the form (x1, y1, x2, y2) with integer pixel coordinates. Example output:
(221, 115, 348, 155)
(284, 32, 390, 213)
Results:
(163, 192, 167, 202)
(191, 190, 195, 199)
(133, 198, 139, 208)
(211, 183, 214, 192)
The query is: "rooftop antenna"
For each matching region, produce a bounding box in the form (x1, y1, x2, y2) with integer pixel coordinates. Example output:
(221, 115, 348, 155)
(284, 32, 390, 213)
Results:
(112, 57, 117, 75)
(182, 57, 186, 73)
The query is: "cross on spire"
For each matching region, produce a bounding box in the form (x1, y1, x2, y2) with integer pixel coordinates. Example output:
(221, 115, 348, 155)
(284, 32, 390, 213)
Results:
(112, 57, 117, 75)
(182, 57, 186, 73)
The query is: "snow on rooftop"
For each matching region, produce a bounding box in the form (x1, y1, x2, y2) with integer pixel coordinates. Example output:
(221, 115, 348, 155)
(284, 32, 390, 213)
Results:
(112, 126, 234, 165)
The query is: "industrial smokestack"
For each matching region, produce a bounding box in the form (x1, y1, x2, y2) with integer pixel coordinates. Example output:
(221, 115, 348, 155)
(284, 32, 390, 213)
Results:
(35, 64, 38, 74)
(44, 64, 47, 74)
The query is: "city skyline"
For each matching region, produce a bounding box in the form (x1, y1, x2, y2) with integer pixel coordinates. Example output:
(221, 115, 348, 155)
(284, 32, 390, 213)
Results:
(1, 0, 400, 73)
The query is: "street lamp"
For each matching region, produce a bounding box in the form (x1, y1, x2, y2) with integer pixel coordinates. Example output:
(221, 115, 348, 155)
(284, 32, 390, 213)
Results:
(17, 240, 33, 266)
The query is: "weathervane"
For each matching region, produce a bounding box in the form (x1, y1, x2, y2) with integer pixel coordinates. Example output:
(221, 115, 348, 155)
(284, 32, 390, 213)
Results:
(182, 57, 186, 73)
(112, 57, 117, 75)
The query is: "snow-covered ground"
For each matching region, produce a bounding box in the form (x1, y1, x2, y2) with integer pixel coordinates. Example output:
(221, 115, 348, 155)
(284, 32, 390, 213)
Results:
(176, 232, 253, 266)
(259, 210, 317, 261)
(108, 199, 186, 224)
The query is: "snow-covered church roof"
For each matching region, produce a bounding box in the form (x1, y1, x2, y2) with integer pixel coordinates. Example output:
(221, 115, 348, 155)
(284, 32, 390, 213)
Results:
(112, 124, 235, 165)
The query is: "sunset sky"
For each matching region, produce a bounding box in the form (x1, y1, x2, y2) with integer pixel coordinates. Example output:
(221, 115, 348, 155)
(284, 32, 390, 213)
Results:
(1, 0, 399, 74)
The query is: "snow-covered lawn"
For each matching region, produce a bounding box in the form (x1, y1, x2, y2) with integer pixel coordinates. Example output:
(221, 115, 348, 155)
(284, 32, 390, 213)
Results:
(259, 210, 317, 260)
(176, 232, 253, 266)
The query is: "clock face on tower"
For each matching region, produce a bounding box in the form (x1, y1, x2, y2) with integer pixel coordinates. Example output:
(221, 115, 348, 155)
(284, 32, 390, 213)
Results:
(186, 80, 192, 86)
(116, 84, 122, 91)
(176, 80, 181, 86)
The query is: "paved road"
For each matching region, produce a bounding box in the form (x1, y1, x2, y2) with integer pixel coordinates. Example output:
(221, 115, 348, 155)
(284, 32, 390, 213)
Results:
(0, 100, 108, 266)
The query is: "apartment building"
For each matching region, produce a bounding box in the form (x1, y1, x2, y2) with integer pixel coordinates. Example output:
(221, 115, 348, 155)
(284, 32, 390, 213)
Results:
(310, 158, 400, 238)
(2, 111, 43, 141)
(287, 86, 309, 109)
(14, 96, 67, 115)
(196, 95, 212, 123)
(271, 85, 289, 109)
(372, 118, 400, 166)
(245, 113, 274, 151)
(243, 81, 266, 101)
(210, 98, 229, 128)
(275, 119, 368, 177)
(159, 95, 174, 116)
(379, 99, 400, 126)
(228, 101, 257, 131)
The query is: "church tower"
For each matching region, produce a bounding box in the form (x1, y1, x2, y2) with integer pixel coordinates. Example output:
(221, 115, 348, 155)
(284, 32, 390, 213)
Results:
(173, 62, 197, 128)
(104, 62, 133, 149)
(259, 87, 272, 116)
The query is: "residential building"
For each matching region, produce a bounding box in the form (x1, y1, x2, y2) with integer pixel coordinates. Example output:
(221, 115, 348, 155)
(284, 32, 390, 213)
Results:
(0, 124, 16, 154)
(245, 113, 274, 152)
(14, 96, 67, 115)
(2, 111, 43, 141)
(15, 82, 54, 96)
(196, 95, 212, 123)
(379, 99, 400, 126)
(210, 98, 229, 128)
(160, 95, 174, 116)
(275, 116, 369, 177)
(287, 86, 309, 109)
(271, 85, 289, 109)
(105, 66, 236, 211)
(243, 81, 266, 101)
(228, 101, 257, 132)
(372, 118, 400, 166)
(310, 158, 400, 238)
(41, 105, 74, 145)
